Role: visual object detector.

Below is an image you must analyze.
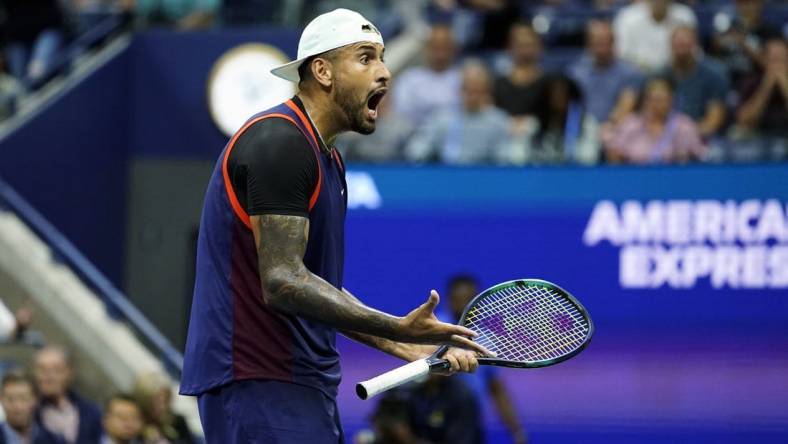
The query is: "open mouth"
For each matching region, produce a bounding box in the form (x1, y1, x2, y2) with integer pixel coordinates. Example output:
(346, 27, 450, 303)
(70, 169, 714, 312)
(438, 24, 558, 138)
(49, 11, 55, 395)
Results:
(365, 88, 387, 120)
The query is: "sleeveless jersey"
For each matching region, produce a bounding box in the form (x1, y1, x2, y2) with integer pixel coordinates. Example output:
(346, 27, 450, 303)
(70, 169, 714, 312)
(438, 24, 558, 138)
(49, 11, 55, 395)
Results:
(180, 98, 347, 398)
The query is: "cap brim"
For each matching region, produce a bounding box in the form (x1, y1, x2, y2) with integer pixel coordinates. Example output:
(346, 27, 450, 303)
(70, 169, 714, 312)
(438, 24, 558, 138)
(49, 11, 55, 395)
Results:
(271, 58, 304, 82)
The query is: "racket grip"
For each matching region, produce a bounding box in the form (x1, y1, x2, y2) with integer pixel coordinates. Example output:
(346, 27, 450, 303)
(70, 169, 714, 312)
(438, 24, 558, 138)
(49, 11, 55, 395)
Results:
(356, 359, 431, 400)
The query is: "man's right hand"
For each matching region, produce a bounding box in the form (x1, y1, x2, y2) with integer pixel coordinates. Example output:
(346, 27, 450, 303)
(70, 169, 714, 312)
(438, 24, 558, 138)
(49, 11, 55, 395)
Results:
(398, 290, 494, 357)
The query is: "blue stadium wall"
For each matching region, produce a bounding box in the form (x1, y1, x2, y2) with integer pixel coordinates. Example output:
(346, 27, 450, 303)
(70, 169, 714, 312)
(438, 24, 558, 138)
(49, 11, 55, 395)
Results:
(1, 30, 786, 443)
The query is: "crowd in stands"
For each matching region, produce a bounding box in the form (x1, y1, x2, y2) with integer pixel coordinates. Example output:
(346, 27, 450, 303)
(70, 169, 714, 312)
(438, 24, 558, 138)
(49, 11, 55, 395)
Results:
(1, 0, 786, 164)
(0, 343, 195, 444)
(340, 0, 788, 165)
(0, 0, 220, 118)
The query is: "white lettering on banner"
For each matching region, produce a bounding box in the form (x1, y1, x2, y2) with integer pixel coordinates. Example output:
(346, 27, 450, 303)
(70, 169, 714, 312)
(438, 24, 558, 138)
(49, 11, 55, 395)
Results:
(586, 200, 788, 289)
(583, 201, 621, 245)
(757, 200, 786, 242)
(345, 171, 382, 209)
(694, 200, 722, 243)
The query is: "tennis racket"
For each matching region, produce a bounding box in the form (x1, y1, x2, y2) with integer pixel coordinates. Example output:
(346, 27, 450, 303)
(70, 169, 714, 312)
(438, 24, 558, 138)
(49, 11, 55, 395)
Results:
(356, 279, 594, 400)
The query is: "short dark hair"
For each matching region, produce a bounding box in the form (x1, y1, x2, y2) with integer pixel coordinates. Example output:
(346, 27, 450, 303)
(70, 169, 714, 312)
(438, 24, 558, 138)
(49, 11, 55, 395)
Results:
(509, 21, 539, 40)
(104, 392, 140, 413)
(639, 75, 675, 107)
(1, 370, 36, 393)
(447, 274, 479, 294)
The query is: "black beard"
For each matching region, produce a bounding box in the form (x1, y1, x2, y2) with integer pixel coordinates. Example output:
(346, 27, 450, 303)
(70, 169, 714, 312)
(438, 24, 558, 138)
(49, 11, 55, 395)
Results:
(335, 78, 376, 135)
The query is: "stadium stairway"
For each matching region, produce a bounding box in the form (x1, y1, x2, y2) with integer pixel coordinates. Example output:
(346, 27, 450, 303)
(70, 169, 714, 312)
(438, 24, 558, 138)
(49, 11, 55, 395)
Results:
(0, 192, 202, 437)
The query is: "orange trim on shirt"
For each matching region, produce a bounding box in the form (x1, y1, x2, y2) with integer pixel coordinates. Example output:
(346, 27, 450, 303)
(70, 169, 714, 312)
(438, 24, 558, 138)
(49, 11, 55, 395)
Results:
(285, 99, 319, 147)
(332, 148, 345, 173)
(222, 113, 306, 230)
(285, 99, 323, 211)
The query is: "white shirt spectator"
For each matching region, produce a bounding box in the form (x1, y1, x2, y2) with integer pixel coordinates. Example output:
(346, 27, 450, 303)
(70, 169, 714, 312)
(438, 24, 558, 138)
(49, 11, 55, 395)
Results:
(0, 299, 16, 342)
(614, 1, 697, 73)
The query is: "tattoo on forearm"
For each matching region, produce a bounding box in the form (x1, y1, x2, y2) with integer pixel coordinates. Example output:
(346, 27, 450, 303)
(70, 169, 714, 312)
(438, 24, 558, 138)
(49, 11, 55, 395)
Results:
(256, 215, 403, 340)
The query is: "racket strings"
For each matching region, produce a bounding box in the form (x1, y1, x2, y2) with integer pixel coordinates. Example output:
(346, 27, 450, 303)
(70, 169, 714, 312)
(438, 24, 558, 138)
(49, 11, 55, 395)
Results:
(462, 284, 590, 363)
(469, 287, 585, 362)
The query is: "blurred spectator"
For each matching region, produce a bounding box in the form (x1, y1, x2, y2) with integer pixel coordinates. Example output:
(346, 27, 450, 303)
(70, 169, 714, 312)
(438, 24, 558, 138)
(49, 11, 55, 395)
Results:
(34, 346, 103, 444)
(357, 370, 482, 444)
(662, 26, 728, 137)
(405, 61, 515, 165)
(602, 76, 706, 164)
(336, 92, 413, 163)
(440, 275, 527, 444)
(358, 392, 429, 444)
(735, 38, 788, 136)
(492, 23, 548, 119)
(221, 0, 281, 26)
(730, 38, 788, 160)
(0, 301, 32, 343)
(613, 0, 696, 73)
(0, 371, 63, 444)
(1, 0, 67, 86)
(0, 54, 23, 120)
(406, 374, 483, 444)
(569, 20, 643, 126)
(134, 0, 219, 30)
(131, 372, 194, 444)
(428, 0, 522, 50)
(101, 394, 143, 444)
(468, 0, 522, 50)
(310, 1, 403, 38)
(525, 74, 600, 165)
(392, 24, 461, 128)
(711, 0, 779, 85)
(64, 0, 134, 35)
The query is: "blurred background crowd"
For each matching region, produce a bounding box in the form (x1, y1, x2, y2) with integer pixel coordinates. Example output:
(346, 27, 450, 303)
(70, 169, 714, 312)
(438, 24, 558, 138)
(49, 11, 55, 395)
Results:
(0, 1, 787, 444)
(1, 0, 787, 164)
(1, 300, 196, 444)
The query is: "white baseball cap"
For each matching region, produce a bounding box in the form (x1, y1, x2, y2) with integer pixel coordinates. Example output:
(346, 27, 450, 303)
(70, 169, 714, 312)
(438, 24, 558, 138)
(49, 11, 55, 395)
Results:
(270, 8, 385, 83)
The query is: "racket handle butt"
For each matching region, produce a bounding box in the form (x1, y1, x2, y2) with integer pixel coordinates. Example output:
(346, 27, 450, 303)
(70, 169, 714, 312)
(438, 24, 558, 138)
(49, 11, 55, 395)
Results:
(356, 359, 430, 400)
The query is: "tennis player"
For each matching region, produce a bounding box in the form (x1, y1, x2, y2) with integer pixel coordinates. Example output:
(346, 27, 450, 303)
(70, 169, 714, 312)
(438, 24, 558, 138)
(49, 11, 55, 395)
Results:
(180, 8, 491, 444)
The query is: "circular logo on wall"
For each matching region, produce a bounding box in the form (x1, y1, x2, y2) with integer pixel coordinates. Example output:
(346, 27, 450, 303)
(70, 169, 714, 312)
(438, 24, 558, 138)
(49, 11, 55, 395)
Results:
(207, 43, 295, 136)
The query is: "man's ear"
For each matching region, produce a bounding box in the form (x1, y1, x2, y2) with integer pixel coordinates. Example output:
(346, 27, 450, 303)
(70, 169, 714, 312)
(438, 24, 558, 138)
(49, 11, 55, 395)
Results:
(311, 57, 334, 88)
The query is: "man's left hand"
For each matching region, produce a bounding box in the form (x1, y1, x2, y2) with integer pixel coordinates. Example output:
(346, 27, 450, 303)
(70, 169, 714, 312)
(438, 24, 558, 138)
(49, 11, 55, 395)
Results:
(407, 344, 480, 374)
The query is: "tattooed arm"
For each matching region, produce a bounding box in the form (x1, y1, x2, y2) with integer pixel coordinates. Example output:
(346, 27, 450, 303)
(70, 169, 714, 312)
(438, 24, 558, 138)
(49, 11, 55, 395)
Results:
(337, 288, 425, 361)
(251, 214, 491, 354)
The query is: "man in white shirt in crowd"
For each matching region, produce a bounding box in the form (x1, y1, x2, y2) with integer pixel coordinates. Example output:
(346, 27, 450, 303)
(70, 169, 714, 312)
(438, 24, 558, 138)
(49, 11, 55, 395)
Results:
(614, 0, 697, 73)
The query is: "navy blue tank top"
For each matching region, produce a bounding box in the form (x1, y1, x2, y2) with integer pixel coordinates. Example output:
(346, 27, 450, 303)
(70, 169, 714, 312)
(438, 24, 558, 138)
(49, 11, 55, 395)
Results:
(180, 98, 347, 398)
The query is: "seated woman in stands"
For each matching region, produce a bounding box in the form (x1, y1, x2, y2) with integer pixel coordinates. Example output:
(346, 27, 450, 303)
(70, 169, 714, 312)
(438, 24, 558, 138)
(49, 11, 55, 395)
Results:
(602, 77, 706, 164)
(132, 372, 195, 444)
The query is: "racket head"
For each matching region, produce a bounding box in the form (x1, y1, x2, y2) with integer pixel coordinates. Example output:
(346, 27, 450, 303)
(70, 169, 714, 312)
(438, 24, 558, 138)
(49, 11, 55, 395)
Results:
(457, 278, 594, 368)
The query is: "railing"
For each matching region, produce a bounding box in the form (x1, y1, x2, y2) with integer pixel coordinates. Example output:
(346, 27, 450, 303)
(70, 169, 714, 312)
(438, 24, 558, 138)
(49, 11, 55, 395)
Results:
(28, 13, 128, 91)
(0, 177, 184, 376)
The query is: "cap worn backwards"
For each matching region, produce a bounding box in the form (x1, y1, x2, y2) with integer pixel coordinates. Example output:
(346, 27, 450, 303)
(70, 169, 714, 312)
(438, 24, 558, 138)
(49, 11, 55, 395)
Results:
(270, 8, 385, 83)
